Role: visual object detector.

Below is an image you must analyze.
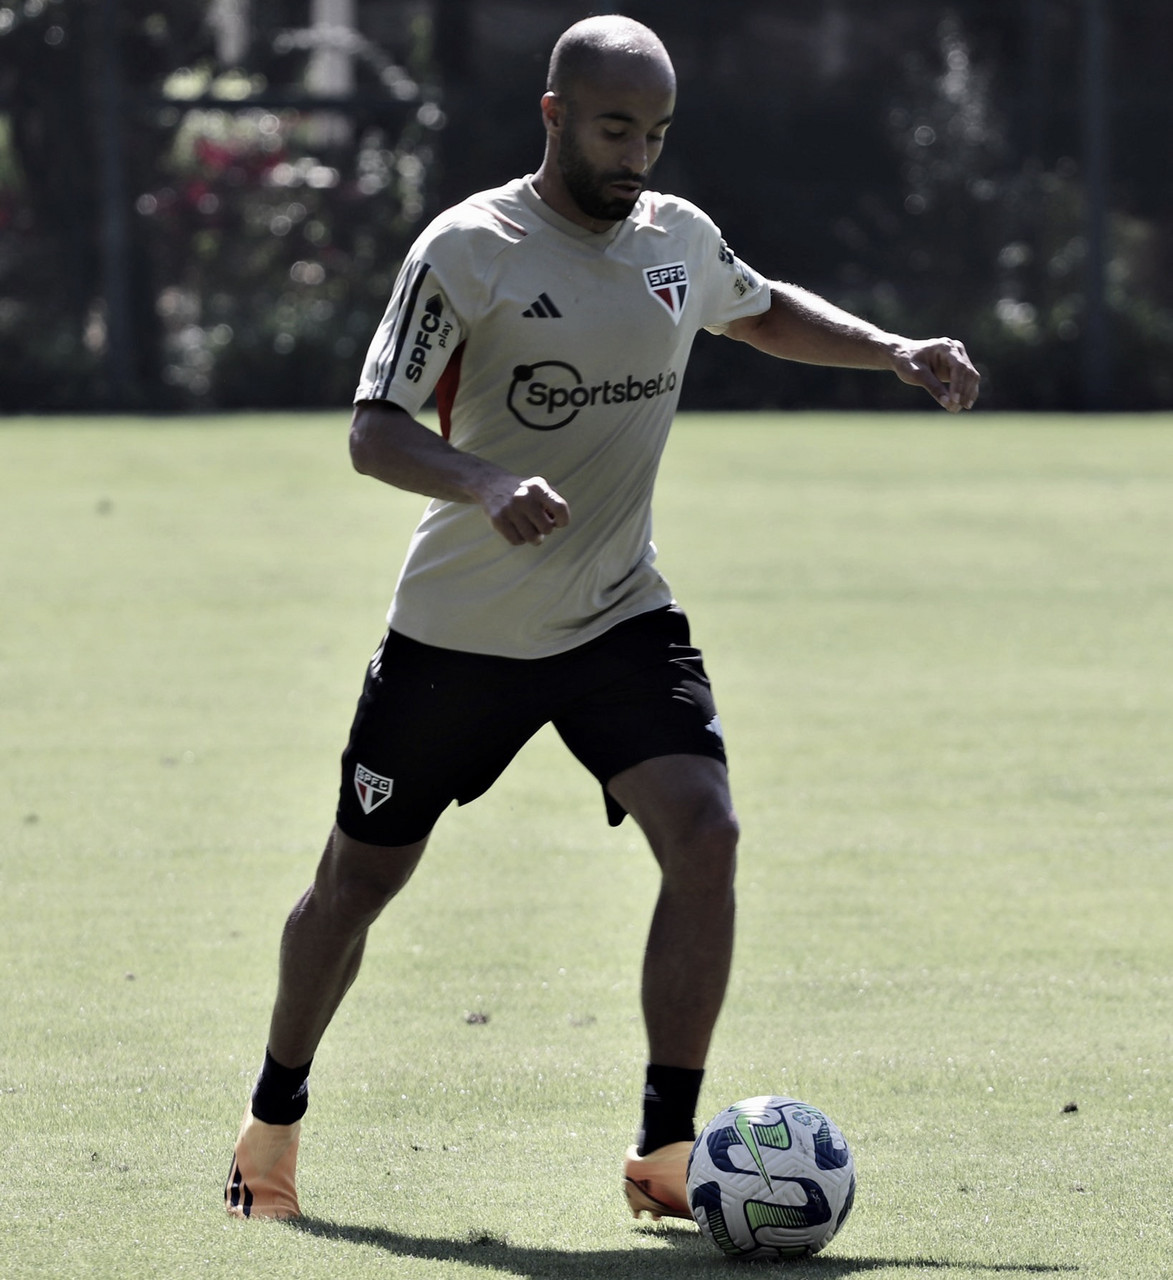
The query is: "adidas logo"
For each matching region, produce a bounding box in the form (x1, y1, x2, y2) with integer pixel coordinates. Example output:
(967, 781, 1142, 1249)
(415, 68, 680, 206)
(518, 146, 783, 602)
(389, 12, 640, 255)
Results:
(522, 293, 562, 318)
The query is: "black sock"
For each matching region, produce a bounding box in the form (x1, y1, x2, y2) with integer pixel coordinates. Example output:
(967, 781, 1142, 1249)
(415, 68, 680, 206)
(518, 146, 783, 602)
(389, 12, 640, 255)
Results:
(637, 1063, 705, 1155)
(250, 1048, 313, 1126)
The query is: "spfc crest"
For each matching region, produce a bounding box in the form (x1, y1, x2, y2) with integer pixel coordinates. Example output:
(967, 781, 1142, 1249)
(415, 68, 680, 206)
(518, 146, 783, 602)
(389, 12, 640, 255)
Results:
(643, 261, 689, 325)
(354, 763, 393, 814)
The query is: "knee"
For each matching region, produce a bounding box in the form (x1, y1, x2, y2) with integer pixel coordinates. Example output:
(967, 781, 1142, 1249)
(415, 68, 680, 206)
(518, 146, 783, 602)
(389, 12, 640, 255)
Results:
(312, 827, 425, 928)
(699, 808, 739, 887)
(659, 805, 739, 897)
(695, 806, 740, 860)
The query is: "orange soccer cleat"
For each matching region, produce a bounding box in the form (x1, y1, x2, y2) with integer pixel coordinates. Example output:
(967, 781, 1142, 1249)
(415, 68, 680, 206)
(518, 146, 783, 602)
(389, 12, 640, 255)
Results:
(224, 1109, 302, 1220)
(623, 1140, 694, 1221)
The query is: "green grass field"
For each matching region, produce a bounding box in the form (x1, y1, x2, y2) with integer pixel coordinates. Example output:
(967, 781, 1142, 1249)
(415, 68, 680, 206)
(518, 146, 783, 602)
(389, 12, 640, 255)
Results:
(1, 412, 1170, 1279)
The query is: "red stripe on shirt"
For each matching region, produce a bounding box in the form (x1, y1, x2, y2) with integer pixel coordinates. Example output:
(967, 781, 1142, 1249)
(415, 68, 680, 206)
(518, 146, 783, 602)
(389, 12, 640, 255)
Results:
(468, 202, 529, 236)
(434, 340, 466, 440)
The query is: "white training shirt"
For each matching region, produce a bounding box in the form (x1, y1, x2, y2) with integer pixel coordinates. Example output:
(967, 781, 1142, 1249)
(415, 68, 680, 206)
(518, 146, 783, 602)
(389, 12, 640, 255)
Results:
(354, 176, 772, 658)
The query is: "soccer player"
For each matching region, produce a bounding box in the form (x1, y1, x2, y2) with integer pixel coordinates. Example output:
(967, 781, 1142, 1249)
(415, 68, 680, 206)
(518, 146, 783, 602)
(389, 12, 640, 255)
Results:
(226, 15, 979, 1223)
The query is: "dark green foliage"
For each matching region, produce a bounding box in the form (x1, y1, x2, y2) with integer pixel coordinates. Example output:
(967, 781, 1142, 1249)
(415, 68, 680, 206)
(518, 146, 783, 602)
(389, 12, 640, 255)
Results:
(0, 1, 1169, 410)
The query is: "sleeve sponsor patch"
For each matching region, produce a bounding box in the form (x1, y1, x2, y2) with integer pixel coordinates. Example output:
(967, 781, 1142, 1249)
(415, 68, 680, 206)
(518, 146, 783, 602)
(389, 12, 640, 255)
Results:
(718, 239, 760, 298)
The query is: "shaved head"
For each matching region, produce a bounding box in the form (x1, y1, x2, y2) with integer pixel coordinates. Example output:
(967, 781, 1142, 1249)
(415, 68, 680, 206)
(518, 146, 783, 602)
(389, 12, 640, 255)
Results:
(548, 15, 675, 98)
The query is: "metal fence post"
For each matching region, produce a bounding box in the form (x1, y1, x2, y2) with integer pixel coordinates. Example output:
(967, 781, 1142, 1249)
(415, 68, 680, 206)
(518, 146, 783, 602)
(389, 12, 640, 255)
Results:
(1082, 0, 1110, 410)
(98, 0, 134, 407)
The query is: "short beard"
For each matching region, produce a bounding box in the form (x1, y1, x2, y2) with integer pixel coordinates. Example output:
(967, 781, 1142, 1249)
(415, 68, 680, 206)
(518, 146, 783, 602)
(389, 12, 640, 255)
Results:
(558, 124, 643, 223)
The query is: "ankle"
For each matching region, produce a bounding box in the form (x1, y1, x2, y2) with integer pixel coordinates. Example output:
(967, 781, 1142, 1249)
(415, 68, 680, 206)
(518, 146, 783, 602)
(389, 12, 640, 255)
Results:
(250, 1048, 313, 1125)
(638, 1063, 704, 1155)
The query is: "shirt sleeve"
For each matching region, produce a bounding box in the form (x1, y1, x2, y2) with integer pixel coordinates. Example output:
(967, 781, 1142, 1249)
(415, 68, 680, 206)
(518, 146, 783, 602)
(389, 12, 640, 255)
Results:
(696, 230, 772, 336)
(353, 235, 469, 415)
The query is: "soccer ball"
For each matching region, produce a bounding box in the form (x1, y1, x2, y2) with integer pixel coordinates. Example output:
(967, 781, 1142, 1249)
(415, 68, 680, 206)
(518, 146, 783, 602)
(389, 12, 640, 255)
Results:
(687, 1095, 856, 1261)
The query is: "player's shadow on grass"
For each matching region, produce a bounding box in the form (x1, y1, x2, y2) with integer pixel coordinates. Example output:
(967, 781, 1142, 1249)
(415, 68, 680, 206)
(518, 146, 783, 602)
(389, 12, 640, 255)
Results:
(288, 1216, 1080, 1277)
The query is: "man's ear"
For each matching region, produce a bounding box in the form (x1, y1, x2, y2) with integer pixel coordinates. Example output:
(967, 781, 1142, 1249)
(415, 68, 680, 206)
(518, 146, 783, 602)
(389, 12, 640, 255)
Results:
(540, 91, 564, 134)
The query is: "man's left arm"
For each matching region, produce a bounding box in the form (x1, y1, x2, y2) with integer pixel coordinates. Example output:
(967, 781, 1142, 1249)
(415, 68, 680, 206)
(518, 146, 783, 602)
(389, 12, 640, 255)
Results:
(723, 281, 980, 413)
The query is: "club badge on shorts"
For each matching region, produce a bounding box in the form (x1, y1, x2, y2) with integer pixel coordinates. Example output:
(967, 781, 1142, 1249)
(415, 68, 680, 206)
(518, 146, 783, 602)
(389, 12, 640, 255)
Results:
(354, 763, 394, 814)
(643, 261, 689, 324)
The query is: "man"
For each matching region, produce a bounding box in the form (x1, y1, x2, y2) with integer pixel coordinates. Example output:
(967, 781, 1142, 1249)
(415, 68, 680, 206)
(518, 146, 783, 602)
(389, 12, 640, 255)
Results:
(225, 15, 979, 1224)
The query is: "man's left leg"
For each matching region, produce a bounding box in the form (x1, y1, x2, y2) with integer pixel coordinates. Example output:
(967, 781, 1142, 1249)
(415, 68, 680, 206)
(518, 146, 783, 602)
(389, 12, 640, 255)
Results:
(608, 754, 738, 1220)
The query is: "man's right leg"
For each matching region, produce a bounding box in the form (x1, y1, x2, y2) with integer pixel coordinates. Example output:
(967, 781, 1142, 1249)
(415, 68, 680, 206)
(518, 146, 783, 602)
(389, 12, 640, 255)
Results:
(268, 824, 428, 1067)
(225, 824, 427, 1220)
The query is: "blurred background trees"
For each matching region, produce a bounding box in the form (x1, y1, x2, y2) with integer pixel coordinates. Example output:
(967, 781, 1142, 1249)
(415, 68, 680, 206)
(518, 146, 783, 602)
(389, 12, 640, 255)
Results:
(0, 0, 1169, 413)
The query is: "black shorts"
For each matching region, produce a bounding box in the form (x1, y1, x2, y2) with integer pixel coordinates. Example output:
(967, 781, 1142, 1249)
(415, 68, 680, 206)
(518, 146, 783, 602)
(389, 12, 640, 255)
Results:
(335, 605, 726, 846)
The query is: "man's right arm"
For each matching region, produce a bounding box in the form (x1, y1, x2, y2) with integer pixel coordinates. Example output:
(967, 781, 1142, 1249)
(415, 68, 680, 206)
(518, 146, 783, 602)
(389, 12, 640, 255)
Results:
(349, 399, 570, 547)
